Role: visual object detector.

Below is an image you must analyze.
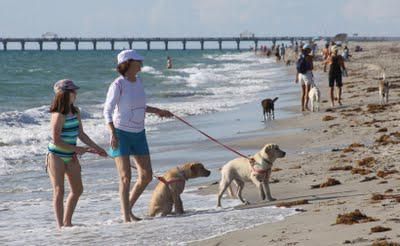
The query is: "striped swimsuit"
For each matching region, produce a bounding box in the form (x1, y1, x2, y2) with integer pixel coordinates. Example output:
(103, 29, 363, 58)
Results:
(48, 114, 80, 163)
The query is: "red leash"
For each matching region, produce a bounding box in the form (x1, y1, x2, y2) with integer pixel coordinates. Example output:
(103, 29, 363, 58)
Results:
(173, 113, 250, 160)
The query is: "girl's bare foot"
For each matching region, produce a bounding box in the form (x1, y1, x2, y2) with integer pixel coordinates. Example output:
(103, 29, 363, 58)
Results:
(130, 212, 142, 221)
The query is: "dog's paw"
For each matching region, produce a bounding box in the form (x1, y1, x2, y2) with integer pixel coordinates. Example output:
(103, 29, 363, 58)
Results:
(243, 201, 251, 205)
(268, 197, 277, 201)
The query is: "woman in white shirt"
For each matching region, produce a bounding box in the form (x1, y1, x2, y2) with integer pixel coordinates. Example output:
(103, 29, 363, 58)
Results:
(104, 50, 173, 222)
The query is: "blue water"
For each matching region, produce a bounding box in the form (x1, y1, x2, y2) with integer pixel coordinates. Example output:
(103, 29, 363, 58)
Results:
(0, 50, 301, 245)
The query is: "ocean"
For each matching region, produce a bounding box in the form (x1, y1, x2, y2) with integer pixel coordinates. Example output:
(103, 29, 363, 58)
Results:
(0, 49, 298, 245)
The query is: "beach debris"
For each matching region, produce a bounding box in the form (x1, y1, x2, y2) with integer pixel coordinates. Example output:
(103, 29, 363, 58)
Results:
(311, 178, 341, 189)
(289, 165, 301, 169)
(371, 226, 392, 233)
(391, 131, 400, 138)
(335, 209, 378, 225)
(343, 237, 369, 244)
(360, 176, 377, 182)
(329, 123, 340, 128)
(356, 157, 376, 167)
(329, 165, 353, 171)
(366, 87, 379, 93)
(342, 147, 355, 153)
(349, 143, 365, 148)
(377, 127, 388, 133)
(378, 180, 389, 184)
(385, 189, 394, 193)
(367, 104, 386, 113)
(377, 170, 399, 178)
(371, 240, 400, 246)
(351, 168, 372, 175)
(371, 193, 400, 202)
(322, 115, 336, 121)
(276, 199, 309, 208)
(375, 134, 399, 145)
(272, 167, 282, 172)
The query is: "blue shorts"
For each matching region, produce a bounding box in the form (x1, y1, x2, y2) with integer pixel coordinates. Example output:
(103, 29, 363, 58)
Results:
(108, 129, 150, 158)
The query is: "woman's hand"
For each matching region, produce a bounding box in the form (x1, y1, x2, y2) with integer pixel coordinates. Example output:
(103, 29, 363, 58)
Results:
(157, 109, 174, 118)
(88, 147, 108, 157)
(75, 146, 89, 155)
(110, 133, 118, 150)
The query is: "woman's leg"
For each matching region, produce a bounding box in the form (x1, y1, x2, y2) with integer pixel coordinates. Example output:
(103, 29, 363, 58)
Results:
(47, 153, 66, 229)
(330, 86, 335, 107)
(338, 86, 343, 105)
(301, 83, 306, 111)
(129, 155, 153, 220)
(305, 84, 311, 111)
(64, 158, 83, 227)
(115, 156, 132, 222)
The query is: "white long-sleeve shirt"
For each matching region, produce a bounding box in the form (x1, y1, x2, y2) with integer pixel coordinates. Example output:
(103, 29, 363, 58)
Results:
(103, 76, 147, 133)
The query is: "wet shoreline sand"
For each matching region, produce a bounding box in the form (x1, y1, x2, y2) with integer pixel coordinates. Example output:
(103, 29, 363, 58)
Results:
(190, 41, 400, 246)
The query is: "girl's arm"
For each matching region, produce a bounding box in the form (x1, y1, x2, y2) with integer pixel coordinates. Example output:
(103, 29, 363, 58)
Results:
(146, 106, 173, 118)
(51, 112, 87, 154)
(77, 109, 107, 156)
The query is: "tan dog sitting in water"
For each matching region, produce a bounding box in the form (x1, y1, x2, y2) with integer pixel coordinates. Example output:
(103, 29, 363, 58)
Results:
(217, 144, 286, 207)
(149, 163, 211, 217)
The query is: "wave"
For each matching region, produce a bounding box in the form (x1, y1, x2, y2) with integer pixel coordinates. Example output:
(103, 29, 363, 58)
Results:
(141, 66, 162, 75)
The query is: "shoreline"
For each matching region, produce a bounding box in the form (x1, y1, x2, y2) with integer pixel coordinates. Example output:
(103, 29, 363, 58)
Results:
(190, 41, 400, 246)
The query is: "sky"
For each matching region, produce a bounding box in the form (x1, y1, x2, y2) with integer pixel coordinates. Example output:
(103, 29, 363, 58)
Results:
(0, 0, 399, 38)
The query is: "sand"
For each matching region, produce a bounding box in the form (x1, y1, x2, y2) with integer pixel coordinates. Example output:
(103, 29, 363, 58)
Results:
(190, 42, 400, 246)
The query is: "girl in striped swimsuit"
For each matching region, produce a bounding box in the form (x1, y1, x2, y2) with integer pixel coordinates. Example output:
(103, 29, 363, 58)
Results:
(47, 79, 107, 229)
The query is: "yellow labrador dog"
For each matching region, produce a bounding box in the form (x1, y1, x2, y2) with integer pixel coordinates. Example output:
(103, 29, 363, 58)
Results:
(217, 144, 286, 207)
(149, 162, 211, 217)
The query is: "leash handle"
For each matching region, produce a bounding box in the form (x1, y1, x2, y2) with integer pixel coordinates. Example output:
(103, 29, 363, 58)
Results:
(173, 113, 250, 160)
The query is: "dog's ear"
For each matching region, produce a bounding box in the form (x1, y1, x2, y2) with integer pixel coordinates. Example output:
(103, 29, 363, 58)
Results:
(273, 97, 279, 103)
(190, 162, 202, 172)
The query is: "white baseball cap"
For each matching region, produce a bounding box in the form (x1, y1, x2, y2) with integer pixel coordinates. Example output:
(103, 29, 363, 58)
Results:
(117, 50, 144, 65)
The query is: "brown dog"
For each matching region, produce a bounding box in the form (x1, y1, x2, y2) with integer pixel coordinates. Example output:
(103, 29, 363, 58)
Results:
(149, 163, 211, 217)
(261, 97, 278, 121)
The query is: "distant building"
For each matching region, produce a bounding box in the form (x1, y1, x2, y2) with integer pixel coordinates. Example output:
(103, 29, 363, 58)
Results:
(41, 32, 58, 39)
(240, 31, 255, 38)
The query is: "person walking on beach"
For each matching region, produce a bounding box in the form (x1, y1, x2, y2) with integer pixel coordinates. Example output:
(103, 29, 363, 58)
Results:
(295, 44, 314, 111)
(47, 79, 107, 229)
(324, 45, 346, 107)
(342, 46, 351, 61)
(322, 43, 330, 60)
(104, 50, 173, 222)
(279, 43, 286, 62)
(275, 45, 281, 62)
(294, 41, 299, 59)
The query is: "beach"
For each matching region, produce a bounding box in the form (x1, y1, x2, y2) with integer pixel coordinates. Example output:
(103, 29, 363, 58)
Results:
(191, 41, 400, 246)
(1, 42, 399, 245)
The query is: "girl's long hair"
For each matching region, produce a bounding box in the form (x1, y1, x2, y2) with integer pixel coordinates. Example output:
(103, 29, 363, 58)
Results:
(49, 91, 77, 115)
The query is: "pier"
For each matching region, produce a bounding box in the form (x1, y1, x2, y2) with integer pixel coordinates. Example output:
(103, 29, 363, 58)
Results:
(1, 36, 399, 51)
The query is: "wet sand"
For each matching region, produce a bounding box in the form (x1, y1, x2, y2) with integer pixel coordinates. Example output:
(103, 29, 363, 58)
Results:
(190, 42, 400, 246)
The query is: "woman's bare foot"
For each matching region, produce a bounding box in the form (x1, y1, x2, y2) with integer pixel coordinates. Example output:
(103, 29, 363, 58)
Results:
(63, 223, 73, 227)
(130, 212, 142, 221)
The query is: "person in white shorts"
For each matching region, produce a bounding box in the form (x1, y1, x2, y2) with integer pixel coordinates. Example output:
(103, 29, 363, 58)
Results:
(295, 44, 314, 111)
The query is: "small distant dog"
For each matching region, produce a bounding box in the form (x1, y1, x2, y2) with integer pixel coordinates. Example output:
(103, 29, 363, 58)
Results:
(262, 97, 278, 121)
(378, 73, 389, 105)
(217, 144, 286, 207)
(149, 163, 211, 217)
(308, 84, 321, 112)
(285, 60, 292, 66)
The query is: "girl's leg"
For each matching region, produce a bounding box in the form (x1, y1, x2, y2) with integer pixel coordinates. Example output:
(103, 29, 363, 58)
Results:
(338, 87, 343, 105)
(47, 153, 66, 229)
(115, 156, 132, 222)
(64, 158, 83, 227)
(129, 155, 153, 220)
(301, 84, 306, 111)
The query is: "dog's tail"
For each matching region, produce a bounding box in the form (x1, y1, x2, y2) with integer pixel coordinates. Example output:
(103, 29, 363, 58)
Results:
(272, 97, 279, 103)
